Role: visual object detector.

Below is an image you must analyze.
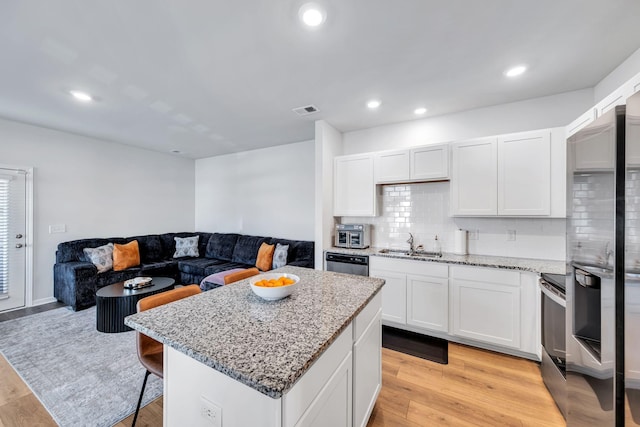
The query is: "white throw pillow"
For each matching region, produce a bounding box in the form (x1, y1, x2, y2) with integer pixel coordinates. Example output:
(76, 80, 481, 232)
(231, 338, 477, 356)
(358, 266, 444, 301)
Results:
(174, 236, 199, 258)
(83, 243, 114, 273)
(272, 243, 289, 269)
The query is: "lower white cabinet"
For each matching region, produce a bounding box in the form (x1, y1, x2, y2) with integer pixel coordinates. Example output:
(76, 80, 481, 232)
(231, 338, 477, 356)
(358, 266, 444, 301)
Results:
(407, 274, 448, 333)
(353, 308, 382, 427)
(377, 270, 406, 324)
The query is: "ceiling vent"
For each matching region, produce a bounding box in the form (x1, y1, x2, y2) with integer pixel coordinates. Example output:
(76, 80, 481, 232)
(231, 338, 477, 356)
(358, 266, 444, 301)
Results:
(292, 104, 320, 116)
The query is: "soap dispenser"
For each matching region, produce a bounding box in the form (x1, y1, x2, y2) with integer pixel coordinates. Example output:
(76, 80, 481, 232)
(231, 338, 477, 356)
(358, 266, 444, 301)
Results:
(433, 235, 442, 257)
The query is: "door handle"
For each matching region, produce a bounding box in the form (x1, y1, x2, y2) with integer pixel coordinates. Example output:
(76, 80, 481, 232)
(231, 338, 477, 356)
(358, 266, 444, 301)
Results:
(16, 234, 23, 239)
(15, 244, 23, 248)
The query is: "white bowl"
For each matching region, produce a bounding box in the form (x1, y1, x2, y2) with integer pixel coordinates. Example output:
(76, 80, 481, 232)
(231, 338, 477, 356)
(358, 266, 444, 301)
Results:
(249, 273, 300, 301)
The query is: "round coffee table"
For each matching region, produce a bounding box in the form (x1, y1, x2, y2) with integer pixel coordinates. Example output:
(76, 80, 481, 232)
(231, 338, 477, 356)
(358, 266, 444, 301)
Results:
(96, 277, 175, 333)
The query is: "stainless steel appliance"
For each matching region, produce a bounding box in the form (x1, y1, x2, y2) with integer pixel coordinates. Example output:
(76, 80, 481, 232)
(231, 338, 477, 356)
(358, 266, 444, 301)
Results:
(540, 272, 567, 418)
(566, 93, 640, 425)
(325, 252, 369, 276)
(335, 224, 371, 249)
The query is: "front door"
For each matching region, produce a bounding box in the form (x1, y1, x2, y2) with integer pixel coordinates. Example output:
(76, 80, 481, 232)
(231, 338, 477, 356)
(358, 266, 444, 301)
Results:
(0, 167, 27, 312)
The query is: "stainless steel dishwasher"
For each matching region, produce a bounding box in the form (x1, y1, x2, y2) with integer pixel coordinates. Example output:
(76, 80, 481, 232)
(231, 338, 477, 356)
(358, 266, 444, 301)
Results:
(325, 252, 369, 276)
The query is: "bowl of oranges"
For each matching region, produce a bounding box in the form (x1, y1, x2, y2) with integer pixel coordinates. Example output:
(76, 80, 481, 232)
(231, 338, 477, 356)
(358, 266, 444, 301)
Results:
(249, 273, 300, 301)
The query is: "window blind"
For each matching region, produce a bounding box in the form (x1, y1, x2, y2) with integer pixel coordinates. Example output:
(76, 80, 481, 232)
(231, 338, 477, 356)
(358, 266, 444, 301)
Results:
(0, 177, 9, 296)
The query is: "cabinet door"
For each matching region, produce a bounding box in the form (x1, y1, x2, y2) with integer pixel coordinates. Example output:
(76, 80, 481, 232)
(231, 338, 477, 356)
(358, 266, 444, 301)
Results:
(451, 279, 521, 349)
(353, 310, 381, 427)
(334, 154, 376, 216)
(371, 270, 406, 325)
(450, 138, 497, 215)
(410, 144, 449, 181)
(497, 130, 551, 216)
(572, 118, 616, 171)
(406, 274, 448, 333)
(374, 149, 410, 183)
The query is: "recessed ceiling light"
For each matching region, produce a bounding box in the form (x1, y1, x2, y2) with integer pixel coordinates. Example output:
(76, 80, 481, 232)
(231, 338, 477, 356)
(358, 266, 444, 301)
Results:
(367, 100, 381, 109)
(69, 90, 93, 102)
(414, 107, 427, 115)
(299, 3, 326, 27)
(504, 65, 527, 78)
(170, 149, 181, 154)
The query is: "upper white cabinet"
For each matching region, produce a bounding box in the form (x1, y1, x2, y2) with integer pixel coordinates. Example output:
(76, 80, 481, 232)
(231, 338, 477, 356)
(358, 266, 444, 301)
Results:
(334, 154, 377, 216)
(566, 108, 597, 138)
(450, 137, 498, 216)
(374, 143, 449, 184)
(451, 129, 562, 217)
(497, 131, 551, 216)
(410, 144, 449, 181)
(374, 149, 410, 183)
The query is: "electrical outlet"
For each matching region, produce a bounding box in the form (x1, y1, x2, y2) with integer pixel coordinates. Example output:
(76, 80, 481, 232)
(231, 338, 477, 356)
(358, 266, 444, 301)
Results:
(507, 230, 516, 241)
(200, 396, 221, 426)
(468, 229, 479, 240)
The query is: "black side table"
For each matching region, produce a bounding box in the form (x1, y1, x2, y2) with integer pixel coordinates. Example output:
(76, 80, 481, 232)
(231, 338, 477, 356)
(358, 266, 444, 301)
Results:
(96, 277, 175, 333)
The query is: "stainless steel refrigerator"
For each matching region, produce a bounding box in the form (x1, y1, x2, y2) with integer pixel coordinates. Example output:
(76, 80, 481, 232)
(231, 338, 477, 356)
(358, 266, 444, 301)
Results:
(566, 91, 640, 425)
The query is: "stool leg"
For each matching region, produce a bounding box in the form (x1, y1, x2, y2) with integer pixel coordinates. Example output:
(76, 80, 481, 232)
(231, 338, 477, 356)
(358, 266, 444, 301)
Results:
(132, 370, 151, 427)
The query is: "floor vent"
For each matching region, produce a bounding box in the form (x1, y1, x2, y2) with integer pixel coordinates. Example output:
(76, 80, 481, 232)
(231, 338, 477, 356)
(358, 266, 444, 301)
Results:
(292, 104, 320, 116)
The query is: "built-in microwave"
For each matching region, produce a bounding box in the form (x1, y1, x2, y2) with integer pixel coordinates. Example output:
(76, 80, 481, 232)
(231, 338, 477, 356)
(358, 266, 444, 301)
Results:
(335, 224, 371, 249)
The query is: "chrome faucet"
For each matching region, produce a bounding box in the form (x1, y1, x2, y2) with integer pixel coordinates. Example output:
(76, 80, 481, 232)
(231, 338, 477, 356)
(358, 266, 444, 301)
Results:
(407, 233, 416, 256)
(602, 241, 613, 266)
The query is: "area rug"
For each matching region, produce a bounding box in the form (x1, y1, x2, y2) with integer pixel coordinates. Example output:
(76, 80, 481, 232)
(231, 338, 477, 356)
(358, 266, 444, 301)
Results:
(382, 325, 448, 364)
(0, 306, 162, 426)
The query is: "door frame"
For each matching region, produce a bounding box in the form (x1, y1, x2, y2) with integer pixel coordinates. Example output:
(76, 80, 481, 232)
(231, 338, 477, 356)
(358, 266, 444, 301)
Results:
(0, 164, 34, 309)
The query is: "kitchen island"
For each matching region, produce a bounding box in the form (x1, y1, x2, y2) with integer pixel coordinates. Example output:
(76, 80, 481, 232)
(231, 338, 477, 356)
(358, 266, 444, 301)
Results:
(125, 266, 384, 427)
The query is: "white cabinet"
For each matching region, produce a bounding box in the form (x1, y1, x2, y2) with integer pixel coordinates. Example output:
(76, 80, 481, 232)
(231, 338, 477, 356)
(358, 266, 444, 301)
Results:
(334, 154, 376, 216)
(497, 130, 551, 216)
(374, 143, 449, 184)
(450, 266, 521, 349)
(375, 270, 406, 324)
(451, 129, 560, 217)
(410, 144, 449, 181)
(353, 308, 381, 427)
(374, 149, 409, 183)
(571, 118, 616, 171)
(407, 274, 448, 333)
(567, 108, 597, 138)
(450, 137, 497, 215)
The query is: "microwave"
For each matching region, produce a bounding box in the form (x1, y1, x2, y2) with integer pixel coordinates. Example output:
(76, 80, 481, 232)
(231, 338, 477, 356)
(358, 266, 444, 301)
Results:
(335, 224, 371, 249)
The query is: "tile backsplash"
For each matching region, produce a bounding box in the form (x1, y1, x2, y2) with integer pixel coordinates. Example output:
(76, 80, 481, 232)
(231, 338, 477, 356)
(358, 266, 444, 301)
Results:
(342, 182, 566, 261)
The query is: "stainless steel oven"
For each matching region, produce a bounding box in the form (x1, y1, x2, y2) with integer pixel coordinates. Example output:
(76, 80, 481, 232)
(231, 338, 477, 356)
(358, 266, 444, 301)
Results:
(540, 272, 567, 418)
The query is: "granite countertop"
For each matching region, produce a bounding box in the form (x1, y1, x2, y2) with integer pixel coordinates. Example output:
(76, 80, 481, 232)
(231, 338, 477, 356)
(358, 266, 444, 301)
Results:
(124, 266, 384, 399)
(326, 247, 565, 275)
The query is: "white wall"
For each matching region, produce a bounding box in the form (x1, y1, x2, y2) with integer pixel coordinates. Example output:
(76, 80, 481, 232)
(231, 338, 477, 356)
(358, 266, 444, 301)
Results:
(195, 140, 314, 241)
(594, 47, 640, 103)
(0, 118, 195, 304)
(314, 121, 343, 269)
(342, 89, 592, 154)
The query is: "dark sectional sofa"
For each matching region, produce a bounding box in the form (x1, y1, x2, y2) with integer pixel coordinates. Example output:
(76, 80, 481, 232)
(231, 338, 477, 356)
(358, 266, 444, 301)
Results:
(54, 232, 314, 311)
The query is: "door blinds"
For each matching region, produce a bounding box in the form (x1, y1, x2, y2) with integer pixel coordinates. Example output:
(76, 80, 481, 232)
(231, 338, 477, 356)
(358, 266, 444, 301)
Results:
(0, 176, 10, 296)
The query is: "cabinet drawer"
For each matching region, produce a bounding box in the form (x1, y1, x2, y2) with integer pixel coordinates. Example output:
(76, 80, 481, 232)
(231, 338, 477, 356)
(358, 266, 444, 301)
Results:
(370, 256, 448, 278)
(450, 265, 519, 286)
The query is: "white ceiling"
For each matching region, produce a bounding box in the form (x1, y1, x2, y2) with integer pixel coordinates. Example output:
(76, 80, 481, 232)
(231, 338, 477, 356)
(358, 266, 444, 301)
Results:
(2, 1, 640, 159)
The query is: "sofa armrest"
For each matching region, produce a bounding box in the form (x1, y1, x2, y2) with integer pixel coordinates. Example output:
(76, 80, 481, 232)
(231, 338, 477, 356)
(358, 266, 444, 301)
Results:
(54, 262, 97, 311)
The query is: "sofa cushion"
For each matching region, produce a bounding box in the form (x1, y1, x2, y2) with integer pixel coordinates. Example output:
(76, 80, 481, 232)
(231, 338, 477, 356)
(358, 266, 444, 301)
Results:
(203, 261, 252, 276)
(272, 243, 289, 269)
(173, 236, 200, 258)
(96, 268, 142, 287)
(205, 233, 240, 261)
(130, 235, 164, 263)
(83, 243, 115, 273)
(269, 238, 314, 268)
(231, 235, 269, 265)
(178, 258, 221, 276)
(160, 232, 211, 260)
(256, 242, 275, 271)
(56, 238, 119, 263)
(113, 241, 141, 271)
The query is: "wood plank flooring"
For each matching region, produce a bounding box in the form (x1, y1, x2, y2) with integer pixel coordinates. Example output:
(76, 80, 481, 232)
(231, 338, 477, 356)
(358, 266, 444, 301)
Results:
(1, 342, 564, 426)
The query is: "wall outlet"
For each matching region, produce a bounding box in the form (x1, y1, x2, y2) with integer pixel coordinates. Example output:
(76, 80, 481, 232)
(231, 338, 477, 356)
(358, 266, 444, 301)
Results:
(200, 396, 221, 426)
(49, 224, 66, 233)
(468, 229, 479, 240)
(507, 230, 516, 241)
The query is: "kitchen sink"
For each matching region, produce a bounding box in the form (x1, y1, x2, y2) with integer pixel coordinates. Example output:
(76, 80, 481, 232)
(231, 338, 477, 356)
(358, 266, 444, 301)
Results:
(378, 248, 441, 258)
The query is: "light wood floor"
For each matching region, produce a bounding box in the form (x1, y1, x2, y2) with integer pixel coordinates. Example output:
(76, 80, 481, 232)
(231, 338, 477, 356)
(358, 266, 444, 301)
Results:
(1, 343, 564, 427)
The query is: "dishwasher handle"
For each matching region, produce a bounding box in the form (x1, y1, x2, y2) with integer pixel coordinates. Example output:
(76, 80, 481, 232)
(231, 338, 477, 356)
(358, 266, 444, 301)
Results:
(325, 253, 369, 265)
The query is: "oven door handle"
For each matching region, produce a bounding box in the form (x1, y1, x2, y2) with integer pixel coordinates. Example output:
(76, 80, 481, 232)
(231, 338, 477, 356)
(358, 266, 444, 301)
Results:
(540, 282, 566, 308)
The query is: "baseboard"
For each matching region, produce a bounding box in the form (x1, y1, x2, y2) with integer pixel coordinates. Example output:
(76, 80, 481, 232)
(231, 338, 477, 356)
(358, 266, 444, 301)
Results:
(31, 297, 57, 306)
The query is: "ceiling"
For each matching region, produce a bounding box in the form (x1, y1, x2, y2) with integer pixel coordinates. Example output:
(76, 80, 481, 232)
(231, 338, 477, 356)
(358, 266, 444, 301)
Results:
(2, 1, 640, 159)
